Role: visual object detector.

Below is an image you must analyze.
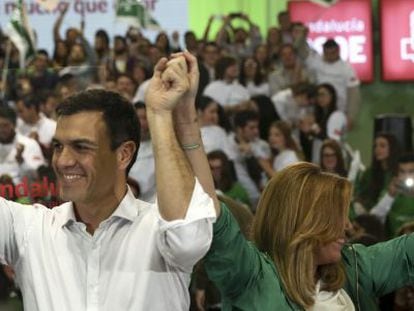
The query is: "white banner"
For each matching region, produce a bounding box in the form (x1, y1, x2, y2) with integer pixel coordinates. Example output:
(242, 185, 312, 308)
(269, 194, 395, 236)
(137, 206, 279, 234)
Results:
(0, 0, 188, 54)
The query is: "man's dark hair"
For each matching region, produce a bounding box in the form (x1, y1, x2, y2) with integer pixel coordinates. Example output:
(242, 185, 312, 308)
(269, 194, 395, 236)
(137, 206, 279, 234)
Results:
(56, 89, 140, 175)
(19, 95, 41, 112)
(323, 38, 339, 50)
(215, 56, 237, 80)
(37, 49, 49, 58)
(291, 82, 314, 97)
(399, 152, 414, 164)
(0, 106, 17, 125)
(233, 110, 259, 129)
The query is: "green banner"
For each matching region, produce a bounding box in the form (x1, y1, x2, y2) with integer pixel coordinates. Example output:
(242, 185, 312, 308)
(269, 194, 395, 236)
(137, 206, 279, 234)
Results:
(188, 0, 288, 40)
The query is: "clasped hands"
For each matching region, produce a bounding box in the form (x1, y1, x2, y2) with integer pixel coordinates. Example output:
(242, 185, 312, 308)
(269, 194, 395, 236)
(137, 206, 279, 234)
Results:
(145, 51, 199, 115)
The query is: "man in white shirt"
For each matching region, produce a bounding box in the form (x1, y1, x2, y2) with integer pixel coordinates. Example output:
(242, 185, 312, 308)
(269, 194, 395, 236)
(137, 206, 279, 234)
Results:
(129, 101, 156, 203)
(227, 110, 271, 209)
(0, 106, 45, 184)
(0, 53, 219, 310)
(305, 39, 360, 126)
(15, 96, 57, 147)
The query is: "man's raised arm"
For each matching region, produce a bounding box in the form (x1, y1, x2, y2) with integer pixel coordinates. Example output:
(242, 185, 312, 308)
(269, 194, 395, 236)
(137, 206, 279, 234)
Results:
(145, 57, 194, 221)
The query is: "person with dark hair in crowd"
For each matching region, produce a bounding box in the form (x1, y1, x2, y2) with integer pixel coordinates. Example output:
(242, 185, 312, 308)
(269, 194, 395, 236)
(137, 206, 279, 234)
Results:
(207, 150, 250, 207)
(0, 106, 44, 184)
(0, 53, 218, 310)
(306, 38, 360, 128)
(27, 50, 58, 93)
(355, 132, 401, 212)
(15, 95, 56, 149)
(313, 83, 347, 141)
(227, 109, 271, 208)
(52, 39, 69, 69)
(115, 73, 137, 102)
(319, 139, 348, 177)
(370, 153, 414, 237)
(128, 101, 156, 203)
(196, 96, 231, 157)
(268, 43, 313, 96)
(205, 162, 414, 310)
(238, 56, 270, 97)
(94, 29, 111, 64)
(277, 11, 292, 44)
(271, 82, 314, 128)
(203, 56, 250, 109)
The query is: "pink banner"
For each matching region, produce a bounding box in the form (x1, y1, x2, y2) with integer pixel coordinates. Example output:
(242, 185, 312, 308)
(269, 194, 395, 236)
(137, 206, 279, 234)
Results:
(381, 0, 414, 81)
(289, 0, 373, 82)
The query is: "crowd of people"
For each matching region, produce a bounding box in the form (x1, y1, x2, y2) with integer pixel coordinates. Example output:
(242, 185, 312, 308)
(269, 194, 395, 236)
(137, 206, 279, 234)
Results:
(0, 3, 414, 311)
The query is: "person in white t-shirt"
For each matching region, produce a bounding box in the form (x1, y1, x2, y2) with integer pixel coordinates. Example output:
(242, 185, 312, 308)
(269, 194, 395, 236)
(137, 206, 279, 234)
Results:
(15, 96, 57, 148)
(305, 39, 360, 128)
(203, 56, 250, 111)
(0, 106, 45, 184)
(196, 96, 231, 157)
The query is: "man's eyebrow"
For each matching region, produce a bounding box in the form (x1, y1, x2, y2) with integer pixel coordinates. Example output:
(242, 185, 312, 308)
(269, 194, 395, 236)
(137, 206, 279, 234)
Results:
(51, 138, 99, 148)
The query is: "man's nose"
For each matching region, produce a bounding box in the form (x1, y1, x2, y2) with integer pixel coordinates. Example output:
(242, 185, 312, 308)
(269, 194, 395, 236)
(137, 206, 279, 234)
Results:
(55, 147, 76, 167)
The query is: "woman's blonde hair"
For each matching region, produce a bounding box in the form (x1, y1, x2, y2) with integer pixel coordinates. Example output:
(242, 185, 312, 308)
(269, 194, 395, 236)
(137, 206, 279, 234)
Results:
(253, 162, 352, 308)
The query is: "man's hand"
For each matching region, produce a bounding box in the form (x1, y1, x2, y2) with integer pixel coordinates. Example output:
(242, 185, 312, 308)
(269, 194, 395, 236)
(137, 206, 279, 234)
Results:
(145, 57, 190, 113)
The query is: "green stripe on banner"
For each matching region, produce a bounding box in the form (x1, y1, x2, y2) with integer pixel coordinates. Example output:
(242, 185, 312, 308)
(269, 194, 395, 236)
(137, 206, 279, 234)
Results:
(188, 0, 289, 40)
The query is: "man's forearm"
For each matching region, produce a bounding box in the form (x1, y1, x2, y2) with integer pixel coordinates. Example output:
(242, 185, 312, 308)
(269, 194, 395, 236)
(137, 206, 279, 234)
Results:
(147, 110, 195, 221)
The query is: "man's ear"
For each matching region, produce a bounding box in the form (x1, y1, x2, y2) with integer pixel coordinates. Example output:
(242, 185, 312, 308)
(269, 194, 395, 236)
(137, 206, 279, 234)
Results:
(117, 141, 137, 171)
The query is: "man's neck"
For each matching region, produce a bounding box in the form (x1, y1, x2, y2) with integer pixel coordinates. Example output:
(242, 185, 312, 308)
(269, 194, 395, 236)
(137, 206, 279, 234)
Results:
(74, 185, 128, 235)
(26, 114, 40, 126)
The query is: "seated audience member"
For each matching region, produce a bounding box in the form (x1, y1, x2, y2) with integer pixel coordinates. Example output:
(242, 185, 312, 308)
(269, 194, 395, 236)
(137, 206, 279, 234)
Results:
(355, 132, 400, 212)
(227, 110, 271, 208)
(268, 44, 313, 96)
(266, 27, 282, 64)
(40, 91, 59, 121)
(27, 50, 58, 94)
(115, 73, 137, 102)
(208, 150, 250, 207)
(370, 153, 414, 237)
(347, 214, 386, 245)
(259, 120, 301, 177)
(313, 83, 347, 141)
(15, 96, 56, 148)
(238, 57, 270, 97)
(0, 106, 45, 184)
(319, 139, 348, 177)
(271, 82, 314, 128)
(196, 96, 231, 157)
(305, 38, 360, 127)
(128, 101, 156, 203)
(205, 162, 414, 310)
(203, 56, 250, 109)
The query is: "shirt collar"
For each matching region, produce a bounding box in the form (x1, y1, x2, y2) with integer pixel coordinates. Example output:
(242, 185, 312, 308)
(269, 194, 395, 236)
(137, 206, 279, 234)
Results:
(58, 187, 139, 228)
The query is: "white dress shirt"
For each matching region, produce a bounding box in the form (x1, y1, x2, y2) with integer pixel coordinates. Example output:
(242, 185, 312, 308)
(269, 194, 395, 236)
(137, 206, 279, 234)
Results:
(273, 149, 299, 172)
(0, 179, 216, 311)
(200, 125, 232, 158)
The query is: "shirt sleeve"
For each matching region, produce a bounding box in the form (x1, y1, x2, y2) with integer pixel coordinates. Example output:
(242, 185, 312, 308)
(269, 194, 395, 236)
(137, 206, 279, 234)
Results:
(204, 203, 262, 299)
(352, 234, 414, 296)
(327, 111, 347, 141)
(156, 178, 216, 272)
(345, 63, 360, 88)
(0, 198, 35, 266)
(370, 193, 395, 223)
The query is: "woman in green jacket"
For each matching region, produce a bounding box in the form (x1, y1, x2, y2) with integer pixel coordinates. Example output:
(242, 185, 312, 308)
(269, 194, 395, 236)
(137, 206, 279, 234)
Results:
(205, 162, 414, 310)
